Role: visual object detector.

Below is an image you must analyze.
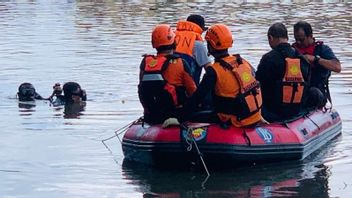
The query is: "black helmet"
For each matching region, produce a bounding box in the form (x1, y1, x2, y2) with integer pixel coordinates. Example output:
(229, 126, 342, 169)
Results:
(63, 82, 87, 103)
(18, 83, 36, 101)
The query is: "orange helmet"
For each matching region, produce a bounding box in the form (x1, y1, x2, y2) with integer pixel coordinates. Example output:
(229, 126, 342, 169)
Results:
(151, 24, 175, 49)
(205, 24, 233, 50)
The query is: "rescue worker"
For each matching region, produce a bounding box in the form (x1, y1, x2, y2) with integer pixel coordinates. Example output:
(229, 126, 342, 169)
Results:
(292, 21, 341, 108)
(62, 82, 87, 104)
(17, 82, 45, 101)
(256, 22, 310, 122)
(175, 14, 211, 85)
(47, 83, 65, 105)
(138, 24, 197, 125)
(49, 81, 87, 106)
(185, 24, 263, 127)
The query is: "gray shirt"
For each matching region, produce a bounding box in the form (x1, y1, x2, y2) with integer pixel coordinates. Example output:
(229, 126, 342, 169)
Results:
(193, 40, 211, 67)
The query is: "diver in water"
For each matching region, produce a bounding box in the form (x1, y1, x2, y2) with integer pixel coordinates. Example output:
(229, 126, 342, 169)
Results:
(61, 82, 87, 118)
(49, 82, 87, 106)
(63, 82, 87, 104)
(17, 82, 45, 101)
(17, 82, 87, 114)
(48, 83, 66, 106)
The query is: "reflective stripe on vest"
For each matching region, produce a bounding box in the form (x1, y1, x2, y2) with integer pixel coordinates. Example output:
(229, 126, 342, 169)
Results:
(141, 55, 178, 105)
(282, 58, 304, 104)
(142, 74, 164, 81)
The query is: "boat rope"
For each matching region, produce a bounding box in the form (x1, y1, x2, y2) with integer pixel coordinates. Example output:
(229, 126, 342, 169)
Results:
(281, 122, 290, 128)
(101, 119, 139, 153)
(201, 174, 210, 189)
(183, 124, 210, 177)
(304, 114, 320, 130)
(242, 129, 251, 146)
(185, 135, 193, 151)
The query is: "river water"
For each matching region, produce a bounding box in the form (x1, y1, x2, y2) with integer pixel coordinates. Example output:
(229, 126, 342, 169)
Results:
(0, 0, 351, 197)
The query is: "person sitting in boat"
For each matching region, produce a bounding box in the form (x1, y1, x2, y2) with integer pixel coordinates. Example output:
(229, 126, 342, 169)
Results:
(292, 21, 341, 109)
(185, 24, 264, 127)
(174, 14, 211, 85)
(17, 82, 45, 101)
(138, 24, 197, 125)
(256, 22, 310, 122)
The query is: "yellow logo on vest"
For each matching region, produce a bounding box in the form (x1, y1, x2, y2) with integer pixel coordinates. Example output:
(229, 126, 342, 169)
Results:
(148, 59, 157, 68)
(241, 72, 251, 83)
(289, 65, 299, 75)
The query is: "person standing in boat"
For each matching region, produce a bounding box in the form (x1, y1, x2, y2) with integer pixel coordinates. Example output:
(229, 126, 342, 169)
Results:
(138, 24, 197, 125)
(185, 24, 264, 127)
(256, 22, 310, 122)
(292, 21, 341, 108)
(174, 14, 212, 85)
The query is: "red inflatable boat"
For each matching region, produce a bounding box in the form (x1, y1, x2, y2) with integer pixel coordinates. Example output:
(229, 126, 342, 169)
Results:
(122, 109, 342, 167)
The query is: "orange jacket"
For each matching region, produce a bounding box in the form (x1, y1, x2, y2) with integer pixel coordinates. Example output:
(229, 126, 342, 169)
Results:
(282, 58, 305, 104)
(211, 55, 262, 127)
(175, 21, 204, 56)
(140, 53, 196, 99)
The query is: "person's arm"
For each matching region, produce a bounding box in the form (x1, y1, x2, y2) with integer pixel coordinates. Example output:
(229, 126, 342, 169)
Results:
(303, 45, 341, 73)
(255, 55, 270, 82)
(181, 67, 216, 122)
(317, 45, 341, 73)
(193, 41, 212, 68)
(187, 67, 216, 108)
(139, 58, 145, 81)
(181, 65, 197, 96)
(34, 93, 45, 100)
(316, 58, 341, 73)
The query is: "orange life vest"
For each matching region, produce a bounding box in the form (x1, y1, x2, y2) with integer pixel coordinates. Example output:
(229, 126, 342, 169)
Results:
(140, 55, 178, 105)
(175, 21, 204, 56)
(282, 58, 305, 104)
(211, 55, 262, 126)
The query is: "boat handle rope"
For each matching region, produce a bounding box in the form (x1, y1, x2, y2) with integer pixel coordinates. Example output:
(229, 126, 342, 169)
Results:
(304, 114, 321, 130)
(183, 124, 210, 177)
(242, 129, 251, 146)
(101, 119, 139, 154)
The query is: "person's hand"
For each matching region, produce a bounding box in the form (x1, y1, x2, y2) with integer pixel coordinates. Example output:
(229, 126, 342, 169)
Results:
(81, 89, 87, 101)
(261, 117, 270, 124)
(162, 118, 180, 128)
(303, 54, 315, 64)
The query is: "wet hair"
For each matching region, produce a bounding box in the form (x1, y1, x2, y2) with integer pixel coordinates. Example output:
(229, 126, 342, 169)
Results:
(267, 22, 288, 39)
(156, 42, 176, 53)
(62, 82, 87, 103)
(17, 82, 39, 101)
(293, 21, 313, 37)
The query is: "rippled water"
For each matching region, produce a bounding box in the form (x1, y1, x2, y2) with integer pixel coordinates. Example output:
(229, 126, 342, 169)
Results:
(0, 0, 351, 197)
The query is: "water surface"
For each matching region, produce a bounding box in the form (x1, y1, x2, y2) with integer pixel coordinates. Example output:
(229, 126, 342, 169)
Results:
(0, 0, 351, 197)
